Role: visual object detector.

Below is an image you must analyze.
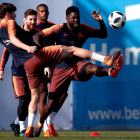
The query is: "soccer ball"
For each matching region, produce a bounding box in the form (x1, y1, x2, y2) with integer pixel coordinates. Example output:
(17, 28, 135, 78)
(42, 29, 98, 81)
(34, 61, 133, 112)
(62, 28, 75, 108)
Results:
(108, 11, 126, 29)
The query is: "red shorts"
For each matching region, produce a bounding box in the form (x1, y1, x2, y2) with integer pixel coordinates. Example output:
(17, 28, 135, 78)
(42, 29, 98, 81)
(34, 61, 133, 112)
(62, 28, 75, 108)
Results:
(12, 75, 48, 98)
(49, 61, 91, 93)
(12, 76, 30, 98)
(24, 45, 62, 89)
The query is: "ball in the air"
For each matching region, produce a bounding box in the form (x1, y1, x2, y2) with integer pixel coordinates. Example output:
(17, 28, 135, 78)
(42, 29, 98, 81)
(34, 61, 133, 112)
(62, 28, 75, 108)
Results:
(108, 11, 126, 29)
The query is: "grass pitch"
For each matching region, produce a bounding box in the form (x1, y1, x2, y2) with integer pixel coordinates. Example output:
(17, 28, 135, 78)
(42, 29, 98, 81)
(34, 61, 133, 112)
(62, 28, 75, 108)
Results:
(0, 130, 140, 140)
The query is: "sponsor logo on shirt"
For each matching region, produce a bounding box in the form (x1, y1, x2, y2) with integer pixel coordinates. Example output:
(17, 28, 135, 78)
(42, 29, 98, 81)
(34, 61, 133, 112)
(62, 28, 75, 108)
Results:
(64, 33, 68, 36)
(78, 32, 84, 37)
(2, 39, 11, 45)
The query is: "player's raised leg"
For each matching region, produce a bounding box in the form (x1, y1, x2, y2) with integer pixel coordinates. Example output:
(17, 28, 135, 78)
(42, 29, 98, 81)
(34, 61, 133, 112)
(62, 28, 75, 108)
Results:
(61, 45, 122, 66)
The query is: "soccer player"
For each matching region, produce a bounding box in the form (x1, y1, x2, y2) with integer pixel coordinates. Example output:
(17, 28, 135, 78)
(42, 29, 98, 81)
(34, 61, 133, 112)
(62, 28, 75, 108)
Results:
(33, 6, 123, 136)
(0, 3, 122, 137)
(36, 4, 68, 137)
(0, 8, 46, 137)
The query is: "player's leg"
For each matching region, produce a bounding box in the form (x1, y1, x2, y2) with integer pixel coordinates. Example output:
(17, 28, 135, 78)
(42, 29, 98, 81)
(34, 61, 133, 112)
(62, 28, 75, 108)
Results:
(46, 92, 68, 137)
(33, 68, 71, 137)
(33, 98, 55, 137)
(10, 117, 20, 137)
(39, 76, 52, 137)
(11, 76, 31, 137)
(27, 45, 121, 68)
(25, 86, 40, 137)
(23, 65, 45, 137)
(77, 57, 123, 81)
(48, 92, 68, 123)
(18, 95, 30, 137)
(61, 46, 122, 66)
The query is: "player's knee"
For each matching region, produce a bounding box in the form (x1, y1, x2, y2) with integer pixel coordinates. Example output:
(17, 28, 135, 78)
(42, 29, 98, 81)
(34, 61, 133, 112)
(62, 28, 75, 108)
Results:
(32, 93, 40, 103)
(69, 46, 77, 52)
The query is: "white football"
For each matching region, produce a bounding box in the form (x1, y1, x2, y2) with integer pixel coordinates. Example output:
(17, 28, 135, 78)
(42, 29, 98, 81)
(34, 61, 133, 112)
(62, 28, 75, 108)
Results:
(108, 11, 126, 29)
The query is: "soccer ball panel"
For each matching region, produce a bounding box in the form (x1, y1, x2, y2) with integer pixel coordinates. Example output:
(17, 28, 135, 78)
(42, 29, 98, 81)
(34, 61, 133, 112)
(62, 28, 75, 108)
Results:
(108, 11, 126, 29)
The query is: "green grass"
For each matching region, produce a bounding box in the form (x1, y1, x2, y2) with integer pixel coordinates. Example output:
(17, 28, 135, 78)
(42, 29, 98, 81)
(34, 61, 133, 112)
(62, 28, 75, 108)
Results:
(1, 131, 140, 140)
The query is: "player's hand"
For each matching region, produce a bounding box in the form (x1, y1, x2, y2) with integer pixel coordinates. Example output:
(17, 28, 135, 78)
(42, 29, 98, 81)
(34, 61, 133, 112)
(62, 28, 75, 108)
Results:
(44, 67, 52, 79)
(91, 9, 103, 22)
(27, 46, 38, 53)
(0, 71, 4, 80)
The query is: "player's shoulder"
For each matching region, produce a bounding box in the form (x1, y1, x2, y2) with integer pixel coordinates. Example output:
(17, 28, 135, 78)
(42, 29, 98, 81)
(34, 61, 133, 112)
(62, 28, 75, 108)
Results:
(80, 23, 90, 27)
(50, 23, 63, 30)
(80, 23, 92, 30)
(34, 28, 40, 32)
(48, 21, 56, 26)
(8, 19, 17, 25)
(0, 20, 17, 31)
(36, 19, 40, 26)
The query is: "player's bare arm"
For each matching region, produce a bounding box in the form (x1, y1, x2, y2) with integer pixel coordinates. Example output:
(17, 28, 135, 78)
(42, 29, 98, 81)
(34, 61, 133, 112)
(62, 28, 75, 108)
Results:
(10, 34, 38, 53)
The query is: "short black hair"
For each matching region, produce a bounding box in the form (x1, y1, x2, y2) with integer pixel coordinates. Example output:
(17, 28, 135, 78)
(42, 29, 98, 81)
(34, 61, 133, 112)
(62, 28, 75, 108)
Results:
(36, 4, 48, 11)
(0, 3, 16, 19)
(66, 6, 79, 16)
(24, 9, 37, 18)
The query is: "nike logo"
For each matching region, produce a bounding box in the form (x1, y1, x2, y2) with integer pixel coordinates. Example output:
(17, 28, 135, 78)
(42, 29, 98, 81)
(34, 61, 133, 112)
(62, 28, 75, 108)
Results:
(78, 32, 84, 37)
(64, 34, 68, 36)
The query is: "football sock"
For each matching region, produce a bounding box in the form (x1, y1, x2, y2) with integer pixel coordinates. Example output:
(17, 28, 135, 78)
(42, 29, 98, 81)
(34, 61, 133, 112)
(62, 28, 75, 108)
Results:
(38, 121, 43, 126)
(44, 119, 49, 132)
(91, 52, 105, 62)
(47, 111, 57, 124)
(28, 113, 35, 126)
(14, 117, 19, 125)
(19, 121, 26, 132)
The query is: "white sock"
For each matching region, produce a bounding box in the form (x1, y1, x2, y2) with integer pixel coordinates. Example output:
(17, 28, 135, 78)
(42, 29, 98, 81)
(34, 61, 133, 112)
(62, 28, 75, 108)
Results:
(28, 113, 35, 126)
(47, 112, 57, 124)
(14, 117, 19, 125)
(43, 119, 49, 132)
(38, 121, 43, 126)
(19, 121, 26, 132)
(91, 52, 105, 62)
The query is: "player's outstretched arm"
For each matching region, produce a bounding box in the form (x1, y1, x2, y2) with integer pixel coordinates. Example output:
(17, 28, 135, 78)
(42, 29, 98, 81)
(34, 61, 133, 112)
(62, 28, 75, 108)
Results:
(83, 8, 107, 39)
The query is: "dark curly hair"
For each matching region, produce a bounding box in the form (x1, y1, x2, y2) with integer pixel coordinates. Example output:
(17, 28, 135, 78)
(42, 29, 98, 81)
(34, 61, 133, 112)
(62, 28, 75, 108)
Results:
(66, 6, 79, 16)
(0, 3, 16, 19)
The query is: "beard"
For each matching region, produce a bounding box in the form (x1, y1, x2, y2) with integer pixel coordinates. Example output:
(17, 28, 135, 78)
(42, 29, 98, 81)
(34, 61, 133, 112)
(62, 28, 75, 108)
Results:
(26, 23, 36, 31)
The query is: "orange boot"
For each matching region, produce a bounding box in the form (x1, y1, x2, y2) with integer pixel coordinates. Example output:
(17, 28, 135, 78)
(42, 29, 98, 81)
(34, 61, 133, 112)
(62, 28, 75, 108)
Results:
(109, 55, 123, 78)
(104, 50, 121, 66)
(48, 124, 58, 136)
(44, 129, 51, 137)
(25, 126, 34, 137)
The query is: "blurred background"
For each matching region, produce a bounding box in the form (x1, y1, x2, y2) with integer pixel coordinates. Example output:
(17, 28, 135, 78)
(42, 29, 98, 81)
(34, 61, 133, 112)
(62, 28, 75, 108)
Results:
(0, 0, 140, 130)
